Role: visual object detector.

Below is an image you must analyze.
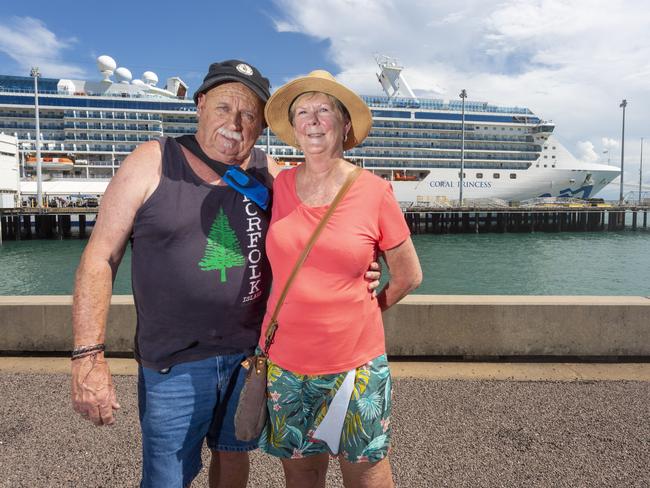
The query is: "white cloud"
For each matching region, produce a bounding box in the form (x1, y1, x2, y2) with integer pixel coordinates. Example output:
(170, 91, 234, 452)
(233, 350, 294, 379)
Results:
(271, 0, 650, 193)
(0, 17, 85, 78)
(576, 141, 598, 163)
(602, 137, 619, 149)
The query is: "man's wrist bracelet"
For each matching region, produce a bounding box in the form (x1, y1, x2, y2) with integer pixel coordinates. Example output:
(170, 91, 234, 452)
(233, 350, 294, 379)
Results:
(71, 343, 105, 359)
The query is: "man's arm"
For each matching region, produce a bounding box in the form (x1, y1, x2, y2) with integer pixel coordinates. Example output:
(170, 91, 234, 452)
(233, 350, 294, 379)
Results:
(376, 237, 422, 311)
(71, 141, 161, 426)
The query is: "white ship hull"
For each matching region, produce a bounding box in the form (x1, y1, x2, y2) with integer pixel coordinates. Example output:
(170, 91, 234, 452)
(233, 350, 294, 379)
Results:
(385, 164, 620, 205)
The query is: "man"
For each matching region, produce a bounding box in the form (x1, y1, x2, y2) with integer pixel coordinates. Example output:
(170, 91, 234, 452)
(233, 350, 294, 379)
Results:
(71, 60, 380, 488)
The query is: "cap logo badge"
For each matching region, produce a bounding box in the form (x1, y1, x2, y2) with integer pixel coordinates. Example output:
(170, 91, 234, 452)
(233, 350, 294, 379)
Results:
(236, 63, 254, 76)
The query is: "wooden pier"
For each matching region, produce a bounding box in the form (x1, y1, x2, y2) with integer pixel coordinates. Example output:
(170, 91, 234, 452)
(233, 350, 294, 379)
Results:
(403, 205, 650, 234)
(0, 208, 98, 242)
(1, 205, 649, 241)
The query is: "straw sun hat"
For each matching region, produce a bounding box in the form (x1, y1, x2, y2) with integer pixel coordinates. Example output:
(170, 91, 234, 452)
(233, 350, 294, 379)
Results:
(264, 70, 372, 151)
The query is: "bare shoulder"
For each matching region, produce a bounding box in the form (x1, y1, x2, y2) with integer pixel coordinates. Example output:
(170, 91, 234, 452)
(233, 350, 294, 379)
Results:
(88, 141, 162, 258)
(110, 140, 162, 200)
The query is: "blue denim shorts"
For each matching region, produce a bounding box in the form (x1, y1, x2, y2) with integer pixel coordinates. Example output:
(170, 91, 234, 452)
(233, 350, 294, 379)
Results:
(138, 353, 258, 488)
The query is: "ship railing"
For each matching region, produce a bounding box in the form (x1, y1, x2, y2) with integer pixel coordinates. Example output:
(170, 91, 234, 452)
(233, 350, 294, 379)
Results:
(0, 86, 192, 102)
(451, 198, 511, 209)
(361, 95, 533, 115)
(519, 197, 588, 207)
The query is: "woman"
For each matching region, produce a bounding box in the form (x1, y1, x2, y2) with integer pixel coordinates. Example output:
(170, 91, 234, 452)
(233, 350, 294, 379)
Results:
(259, 70, 422, 488)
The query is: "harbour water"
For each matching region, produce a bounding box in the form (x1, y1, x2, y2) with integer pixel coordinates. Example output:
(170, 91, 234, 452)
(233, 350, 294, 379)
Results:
(1, 231, 649, 296)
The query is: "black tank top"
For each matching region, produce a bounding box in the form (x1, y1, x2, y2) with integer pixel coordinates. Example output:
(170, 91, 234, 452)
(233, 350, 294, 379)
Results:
(131, 137, 272, 369)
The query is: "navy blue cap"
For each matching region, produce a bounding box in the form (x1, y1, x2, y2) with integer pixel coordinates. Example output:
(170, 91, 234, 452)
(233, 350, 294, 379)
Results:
(193, 60, 271, 105)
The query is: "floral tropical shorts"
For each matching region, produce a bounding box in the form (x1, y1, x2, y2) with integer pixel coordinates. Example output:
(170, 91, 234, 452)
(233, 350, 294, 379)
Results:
(258, 354, 392, 463)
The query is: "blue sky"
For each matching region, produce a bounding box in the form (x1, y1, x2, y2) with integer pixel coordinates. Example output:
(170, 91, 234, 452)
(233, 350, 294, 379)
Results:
(1, 0, 649, 198)
(0, 0, 336, 91)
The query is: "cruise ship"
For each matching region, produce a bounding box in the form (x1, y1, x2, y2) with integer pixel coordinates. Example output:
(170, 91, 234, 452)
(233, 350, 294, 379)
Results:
(0, 55, 620, 206)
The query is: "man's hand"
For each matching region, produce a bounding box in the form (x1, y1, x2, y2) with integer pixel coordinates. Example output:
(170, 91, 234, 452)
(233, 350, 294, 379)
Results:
(365, 260, 383, 294)
(71, 354, 120, 426)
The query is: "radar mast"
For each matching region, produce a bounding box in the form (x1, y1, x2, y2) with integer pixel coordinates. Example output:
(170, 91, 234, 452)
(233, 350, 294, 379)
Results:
(375, 54, 418, 100)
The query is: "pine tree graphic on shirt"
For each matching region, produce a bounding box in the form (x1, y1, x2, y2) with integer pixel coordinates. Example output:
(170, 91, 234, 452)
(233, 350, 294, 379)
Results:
(198, 207, 245, 282)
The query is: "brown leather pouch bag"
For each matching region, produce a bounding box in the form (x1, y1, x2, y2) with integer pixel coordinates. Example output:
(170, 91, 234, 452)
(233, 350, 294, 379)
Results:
(234, 353, 268, 442)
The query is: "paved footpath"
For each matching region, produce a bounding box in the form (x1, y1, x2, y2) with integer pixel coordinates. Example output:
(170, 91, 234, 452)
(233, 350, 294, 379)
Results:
(0, 359, 649, 487)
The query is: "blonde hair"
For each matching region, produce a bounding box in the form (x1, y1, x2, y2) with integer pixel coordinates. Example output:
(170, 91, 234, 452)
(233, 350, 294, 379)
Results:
(288, 91, 351, 126)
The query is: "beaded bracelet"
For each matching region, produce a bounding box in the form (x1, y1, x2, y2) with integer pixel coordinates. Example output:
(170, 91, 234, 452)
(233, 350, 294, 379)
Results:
(71, 343, 105, 360)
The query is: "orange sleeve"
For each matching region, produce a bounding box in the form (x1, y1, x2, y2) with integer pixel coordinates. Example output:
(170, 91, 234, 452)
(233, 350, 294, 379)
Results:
(378, 184, 410, 251)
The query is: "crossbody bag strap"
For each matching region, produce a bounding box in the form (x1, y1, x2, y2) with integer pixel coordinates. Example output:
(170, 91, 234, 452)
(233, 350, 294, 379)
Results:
(262, 166, 362, 354)
(175, 135, 271, 211)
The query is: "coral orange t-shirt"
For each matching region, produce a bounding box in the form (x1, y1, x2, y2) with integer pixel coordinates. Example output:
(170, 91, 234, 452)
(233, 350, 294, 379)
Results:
(259, 168, 410, 375)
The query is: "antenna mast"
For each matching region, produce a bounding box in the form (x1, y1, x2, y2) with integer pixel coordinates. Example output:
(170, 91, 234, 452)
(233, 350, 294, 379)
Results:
(374, 54, 417, 100)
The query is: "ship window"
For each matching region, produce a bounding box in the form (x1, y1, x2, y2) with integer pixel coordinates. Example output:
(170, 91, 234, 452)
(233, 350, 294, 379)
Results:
(544, 164, 547, 168)
(493, 173, 500, 179)
(476, 173, 483, 179)
(544, 155, 548, 158)
(544, 146, 548, 149)
(510, 173, 517, 179)
(552, 146, 556, 149)
(501, 127, 506, 131)
(552, 165, 556, 168)
(536, 164, 539, 167)
(552, 155, 556, 158)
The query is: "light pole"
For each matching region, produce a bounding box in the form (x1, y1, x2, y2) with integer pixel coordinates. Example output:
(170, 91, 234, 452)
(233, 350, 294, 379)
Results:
(459, 89, 467, 206)
(639, 137, 644, 205)
(31, 67, 43, 208)
(619, 99, 627, 203)
(603, 149, 611, 165)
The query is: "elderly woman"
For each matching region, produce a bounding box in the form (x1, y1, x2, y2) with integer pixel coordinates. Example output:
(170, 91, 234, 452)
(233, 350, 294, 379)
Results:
(258, 70, 422, 488)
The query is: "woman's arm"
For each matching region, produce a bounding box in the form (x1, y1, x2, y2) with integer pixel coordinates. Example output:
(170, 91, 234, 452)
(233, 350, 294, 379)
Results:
(376, 237, 422, 311)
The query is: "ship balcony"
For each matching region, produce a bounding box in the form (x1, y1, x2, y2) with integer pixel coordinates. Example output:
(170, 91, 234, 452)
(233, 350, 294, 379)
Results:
(351, 149, 538, 161)
(367, 129, 534, 144)
(362, 95, 532, 115)
(63, 110, 163, 122)
(361, 139, 540, 152)
(63, 124, 162, 133)
(163, 128, 196, 135)
(162, 118, 198, 124)
(0, 112, 62, 120)
(354, 145, 539, 156)
(67, 144, 137, 154)
(362, 159, 532, 170)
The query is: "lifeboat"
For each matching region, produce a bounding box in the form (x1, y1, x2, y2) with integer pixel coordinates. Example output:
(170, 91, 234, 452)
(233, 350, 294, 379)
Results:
(276, 160, 302, 167)
(394, 172, 418, 181)
(26, 156, 74, 164)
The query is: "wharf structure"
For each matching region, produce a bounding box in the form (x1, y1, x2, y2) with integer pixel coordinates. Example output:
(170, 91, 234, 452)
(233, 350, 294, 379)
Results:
(1, 203, 649, 242)
(403, 203, 650, 234)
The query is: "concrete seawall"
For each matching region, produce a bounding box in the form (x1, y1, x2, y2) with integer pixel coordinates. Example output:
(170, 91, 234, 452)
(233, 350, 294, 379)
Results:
(1, 295, 649, 357)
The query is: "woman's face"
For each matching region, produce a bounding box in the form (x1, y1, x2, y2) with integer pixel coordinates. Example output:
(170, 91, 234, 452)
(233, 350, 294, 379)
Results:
(290, 92, 351, 158)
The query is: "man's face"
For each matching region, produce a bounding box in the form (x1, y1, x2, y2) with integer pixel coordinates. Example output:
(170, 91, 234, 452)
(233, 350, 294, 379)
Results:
(196, 82, 264, 164)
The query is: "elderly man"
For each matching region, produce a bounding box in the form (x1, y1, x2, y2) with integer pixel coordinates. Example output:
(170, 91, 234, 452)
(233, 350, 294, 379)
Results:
(71, 60, 380, 488)
(71, 60, 278, 487)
